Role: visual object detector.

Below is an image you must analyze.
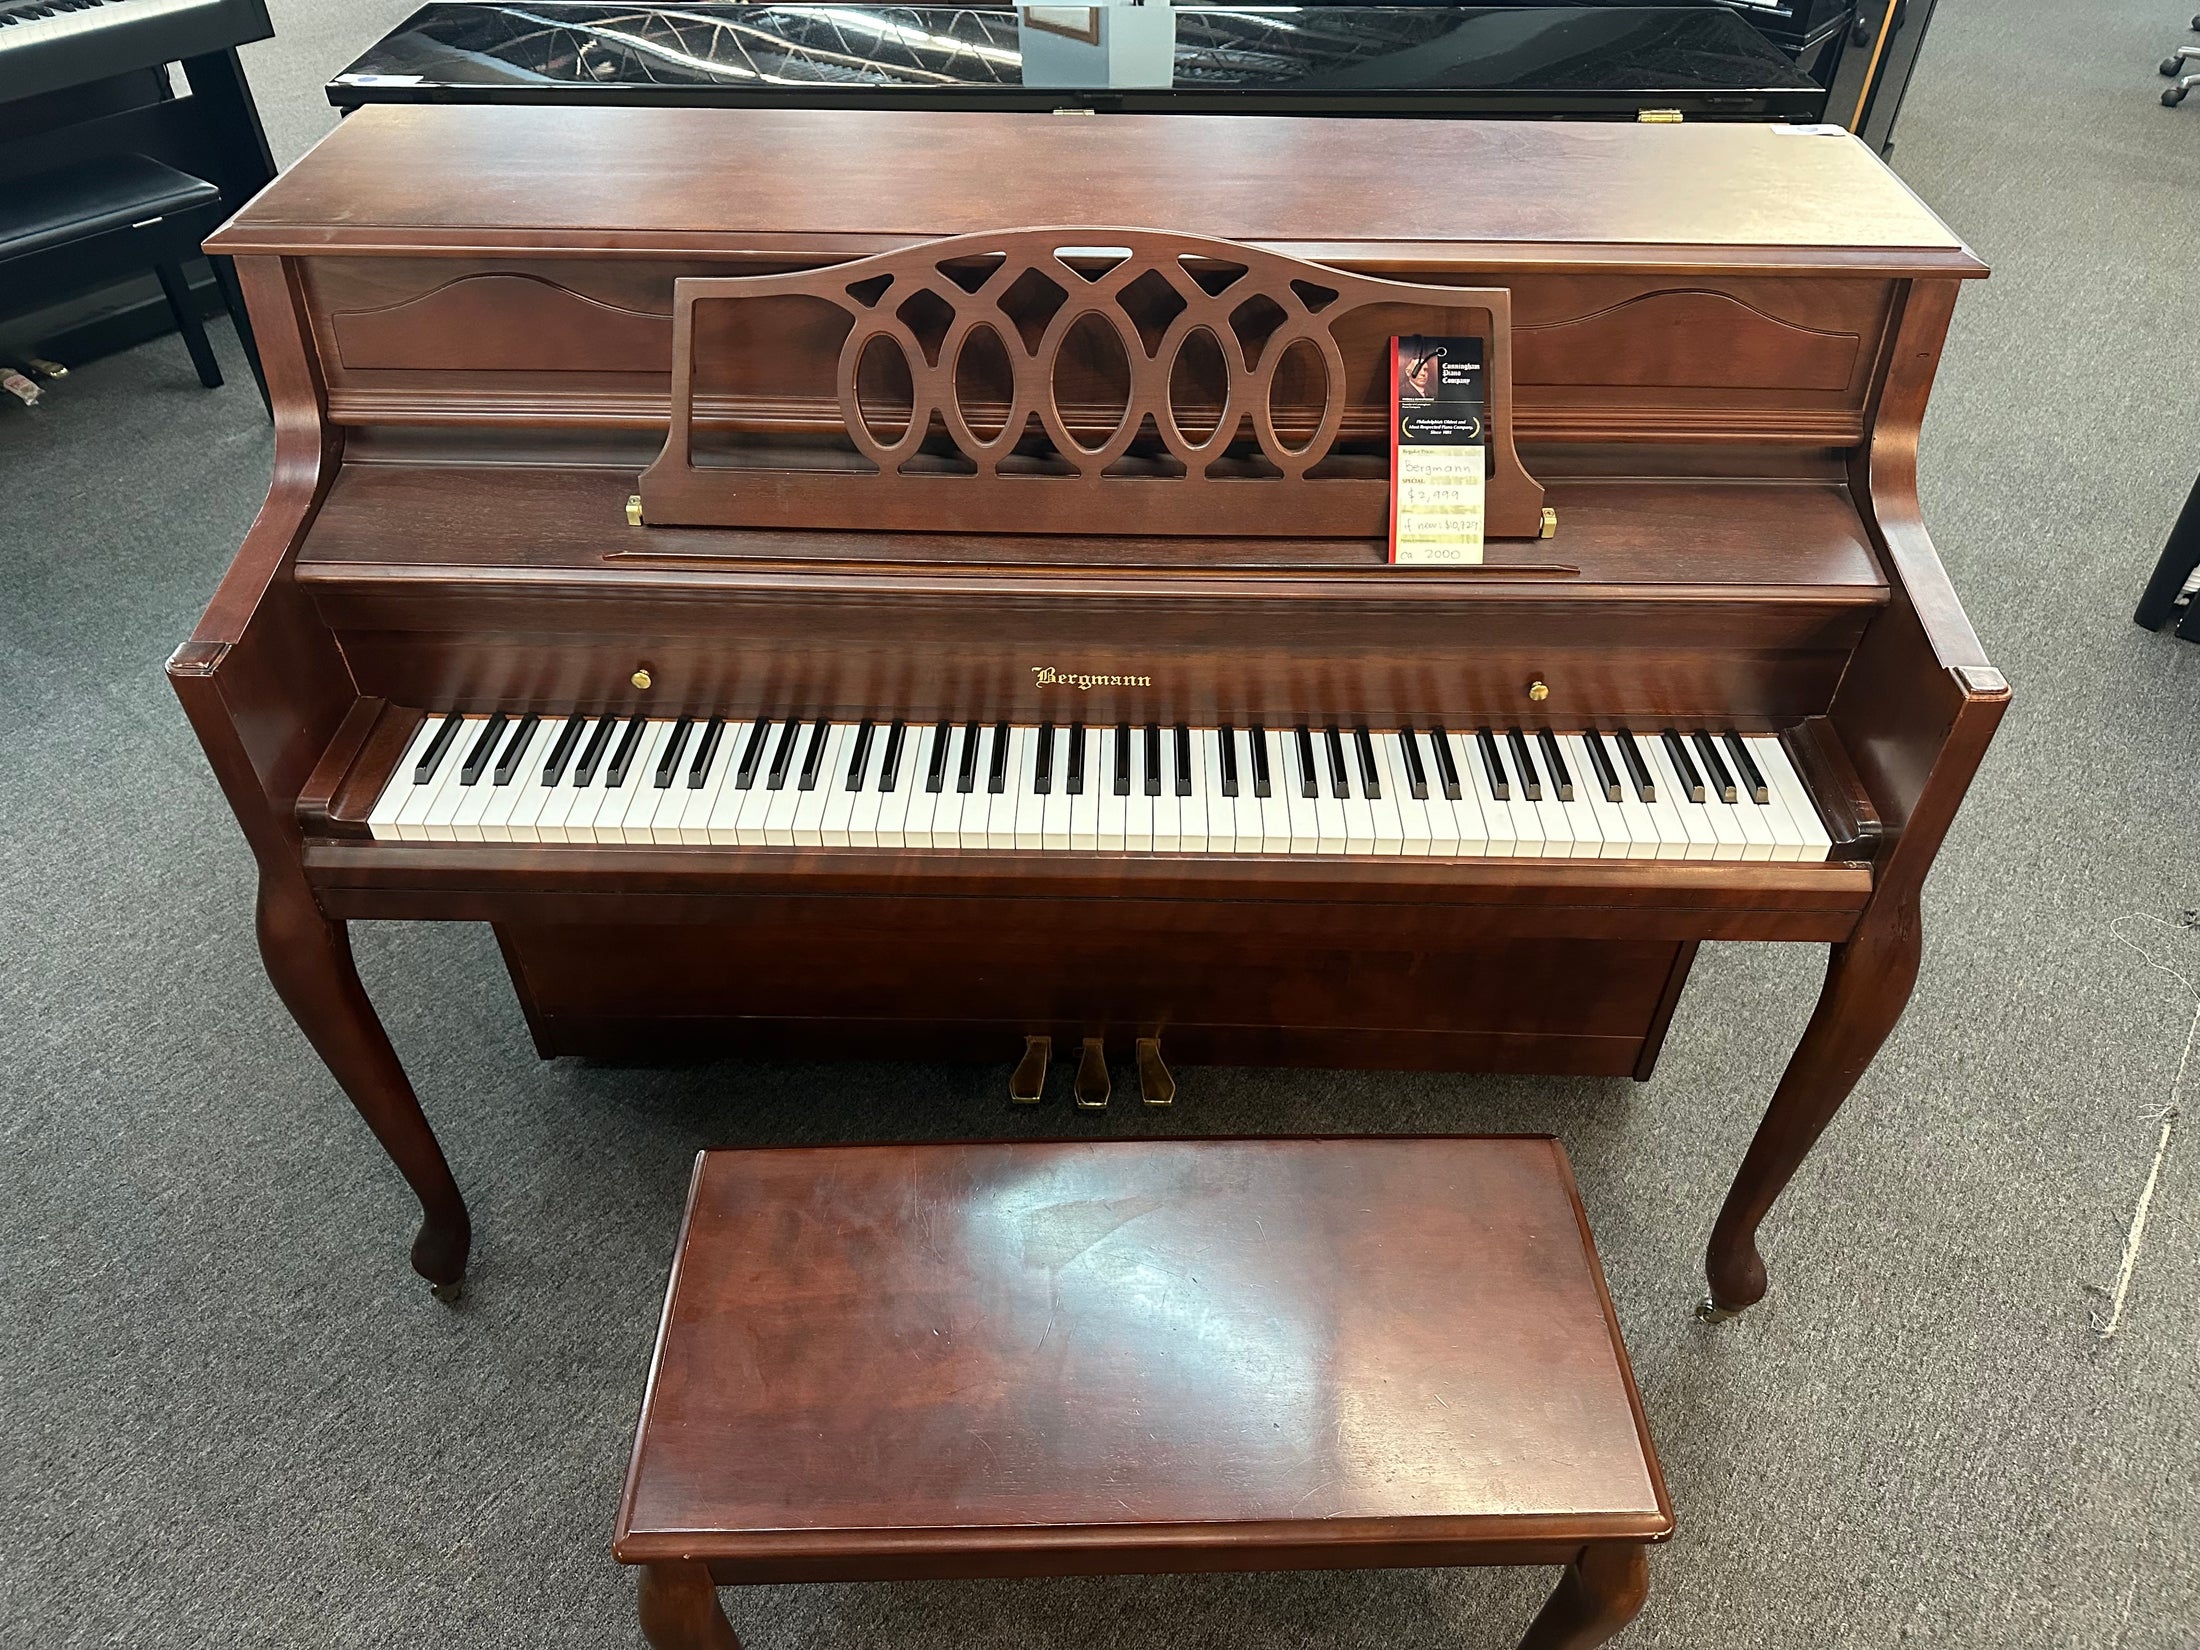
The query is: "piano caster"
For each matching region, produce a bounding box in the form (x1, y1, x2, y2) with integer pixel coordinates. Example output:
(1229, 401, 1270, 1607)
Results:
(1136, 1037, 1175, 1108)
(1010, 1035, 1052, 1104)
(431, 1278, 465, 1306)
(1693, 1294, 1741, 1325)
(1074, 1038, 1111, 1109)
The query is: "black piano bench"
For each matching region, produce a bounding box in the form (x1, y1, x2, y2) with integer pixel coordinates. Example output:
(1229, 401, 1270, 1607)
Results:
(0, 153, 245, 391)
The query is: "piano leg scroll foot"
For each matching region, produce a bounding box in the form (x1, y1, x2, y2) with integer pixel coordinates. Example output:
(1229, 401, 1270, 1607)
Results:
(430, 1278, 465, 1307)
(1010, 1035, 1052, 1104)
(255, 878, 473, 1294)
(1075, 1038, 1111, 1109)
(1693, 1295, 1740, 1325)
(1702, 894, 1923, 1315)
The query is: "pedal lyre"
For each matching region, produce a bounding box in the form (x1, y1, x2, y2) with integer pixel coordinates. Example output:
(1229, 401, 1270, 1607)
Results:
(1136, 1037, 1175, 1108)
(1074, 1038, 1111, 1109)
(1010, 1035, 1051, 1104)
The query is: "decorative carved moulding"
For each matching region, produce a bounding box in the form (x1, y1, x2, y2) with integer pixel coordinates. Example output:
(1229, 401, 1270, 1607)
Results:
(637, 227, 1546, 539)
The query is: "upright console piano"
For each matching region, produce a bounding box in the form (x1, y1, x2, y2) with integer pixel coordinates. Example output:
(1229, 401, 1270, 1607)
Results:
(175, 105, 2003, 1315)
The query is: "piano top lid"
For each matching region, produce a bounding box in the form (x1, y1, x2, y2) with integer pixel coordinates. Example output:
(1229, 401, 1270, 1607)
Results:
(207, 102, 1984, 276)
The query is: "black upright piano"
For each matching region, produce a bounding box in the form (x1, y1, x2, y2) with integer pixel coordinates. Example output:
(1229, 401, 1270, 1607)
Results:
(326, 0, 1937, 149)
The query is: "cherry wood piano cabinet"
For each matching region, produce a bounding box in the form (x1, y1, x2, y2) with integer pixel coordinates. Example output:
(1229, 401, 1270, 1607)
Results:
(171, 105, 2005, 1316)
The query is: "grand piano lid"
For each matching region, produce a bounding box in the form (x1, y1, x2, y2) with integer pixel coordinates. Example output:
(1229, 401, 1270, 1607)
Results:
(326, 2, 1822, 117)
(211, 102, 1981, 277)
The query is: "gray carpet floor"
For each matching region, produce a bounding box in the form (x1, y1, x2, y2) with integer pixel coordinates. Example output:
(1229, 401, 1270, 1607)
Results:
(5, 1, 2200, 1645)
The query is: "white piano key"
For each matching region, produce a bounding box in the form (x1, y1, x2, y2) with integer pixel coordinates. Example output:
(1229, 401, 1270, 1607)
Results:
(759, 733, 811, 846)
(1642, 736, 1715, 861)
(557, 724, 622, 843)
(1513, 734, 1574, 859)
(819, 724, 867, 848)
(846, 728, 890, 849)
(599, 721, 672, 843)
(897, 725, 945, 848)
(989, 726, 1028, 850)
(373, 717, 445, 841)
(532, 719, 602, 843)
(1451, 732, 1517, 856)
(1482, 733, 1543, 857)
(1250, 730, 1289, 854)
(1096, 729, 1129, 850)
(671, 722, 734, 844)
(1198, 729, 1232, 855)
(931, 726, 974, 848)
(1068, 728, 1100, 852)
(1684, 732, 1751, 861)
(447, 720, 514, 843)
(1178, 729, 1212, 854)
(725, 723, 782, 846)
(1751, 734, 1833, 861)
(509, 720, 577, 839)
(477, 719, 546, 841)
(1384, 733, 1433, 856)
(790, 724, 852, 844)
(1037, 726, 1070, 850)
(1558, 735, 1626, 860)
(1430, 731, 1480, 856)
(1151, 730, 1183, 853)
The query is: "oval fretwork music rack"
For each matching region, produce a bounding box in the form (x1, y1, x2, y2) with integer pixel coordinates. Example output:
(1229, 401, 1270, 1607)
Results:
(637, 227, 1546, 540)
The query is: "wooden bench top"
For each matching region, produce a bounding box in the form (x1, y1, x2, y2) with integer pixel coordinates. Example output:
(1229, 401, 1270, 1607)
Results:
(615, 1136, 1670, 1583)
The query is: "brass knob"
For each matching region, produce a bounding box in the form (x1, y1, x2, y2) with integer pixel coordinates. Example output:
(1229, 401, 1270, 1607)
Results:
(1527, 679, 1550, 703)
(631, 668, 653, 691)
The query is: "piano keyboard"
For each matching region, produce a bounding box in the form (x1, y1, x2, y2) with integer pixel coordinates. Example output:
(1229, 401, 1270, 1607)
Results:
(364, 715, 1835, 860)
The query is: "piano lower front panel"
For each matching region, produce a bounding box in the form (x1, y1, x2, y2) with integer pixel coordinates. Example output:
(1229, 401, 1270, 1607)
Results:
(489, 918, 1699, 1078)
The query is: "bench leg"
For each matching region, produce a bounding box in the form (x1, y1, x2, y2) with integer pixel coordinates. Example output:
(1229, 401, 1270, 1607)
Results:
(637, 1562, 741, 1650)
(1518, 1542, 1649, 1649)
(154, 260, 224, 389)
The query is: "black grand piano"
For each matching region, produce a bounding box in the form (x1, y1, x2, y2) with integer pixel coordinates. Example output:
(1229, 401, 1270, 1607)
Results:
(327, 0, 1937, 149)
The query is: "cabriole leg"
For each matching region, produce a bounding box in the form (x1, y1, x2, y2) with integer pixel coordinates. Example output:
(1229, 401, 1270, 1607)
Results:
(1518, 1542, 1650, 1649)
(255, 879, 471, 1298)
(1702, 896, 1922, 1317)
(638, 1562, 741, 1650)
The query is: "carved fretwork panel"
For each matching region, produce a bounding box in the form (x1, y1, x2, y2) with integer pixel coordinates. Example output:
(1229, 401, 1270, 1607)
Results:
(638, 228, 1545, 539)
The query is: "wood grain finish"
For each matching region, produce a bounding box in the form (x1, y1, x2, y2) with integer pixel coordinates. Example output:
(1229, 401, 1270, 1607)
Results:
(174, 108, 2003, 1314)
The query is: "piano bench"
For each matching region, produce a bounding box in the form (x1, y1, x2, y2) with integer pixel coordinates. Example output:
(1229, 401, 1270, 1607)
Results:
(614, 1136, 1673, 1649)
(0, 153, 240, 390)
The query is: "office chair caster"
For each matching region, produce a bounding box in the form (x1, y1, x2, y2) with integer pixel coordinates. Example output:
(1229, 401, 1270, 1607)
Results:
(2168, 85, 2191, 106)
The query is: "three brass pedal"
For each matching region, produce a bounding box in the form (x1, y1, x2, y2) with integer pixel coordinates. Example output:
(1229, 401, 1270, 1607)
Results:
(1009, 1034, 1175, 1109)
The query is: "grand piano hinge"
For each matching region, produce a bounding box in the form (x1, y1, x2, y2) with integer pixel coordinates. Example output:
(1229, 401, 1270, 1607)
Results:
(1539, 506, 1558, 539)
(625, 494, 644, 527)
(1637, 109, 1684, 123)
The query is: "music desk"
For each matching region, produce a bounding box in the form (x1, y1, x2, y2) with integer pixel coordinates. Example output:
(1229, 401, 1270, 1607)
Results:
(614, 1137, 1674, 1649)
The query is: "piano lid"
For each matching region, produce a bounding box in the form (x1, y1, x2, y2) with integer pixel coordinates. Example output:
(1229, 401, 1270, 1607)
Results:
(212, 104, 1981, 276)
(327, 2, 1820, 117)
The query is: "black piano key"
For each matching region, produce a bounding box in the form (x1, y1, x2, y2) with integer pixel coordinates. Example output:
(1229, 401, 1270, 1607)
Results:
(766, 717, 802, 791)
(413, 714, 464, 785)
(1614, 730, 1656, 803)
(955, 720, 981, 794)
(653, 717, 695, 788)
(605, 715, 649, 788)
(1174, 725, 1193, 797)
(1065, 722, 1085, 796)
(574, 716, 619, 787)
(844, 719, 875, 791)
(987, 721, 1011, 795)
(1293, 726, 1318, 799)
(1034, 722, 1055, 795)
(1537, 730, 1574, 802)
(1429, 725, 1462, 801)
(1474, 727, 1509, 802)
(734, 716, 772, 790)
(688, 718, 726, 789)
(878, 721, 907, 793)
(1142, 725, 1163, 797)
(1249, 724, 1272, 798)
(1692, 731, 1737, 803)
(1398, 729, 1429, 800)
(492, 713, 539, 786)
(540, 715, 586, 787)
(925, 721, 953, 793)
(1113, 724, 1132, 796)
(797, 718, 832, 792)
(459, 713, 509, 786)
(1661, 729, 1705, 803)
(1506, 729, 1541, 802)
(1323, 726, 1350, 799)
(1353, 727, 1381, 800)
(1583, 731, 1623, 803)
(1724, 732, 1771, 804)
(1219, 726, 1240, 798)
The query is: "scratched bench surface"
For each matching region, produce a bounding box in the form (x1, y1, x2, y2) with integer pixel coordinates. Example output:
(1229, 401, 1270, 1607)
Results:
(615, 1136, 1669, 1563)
